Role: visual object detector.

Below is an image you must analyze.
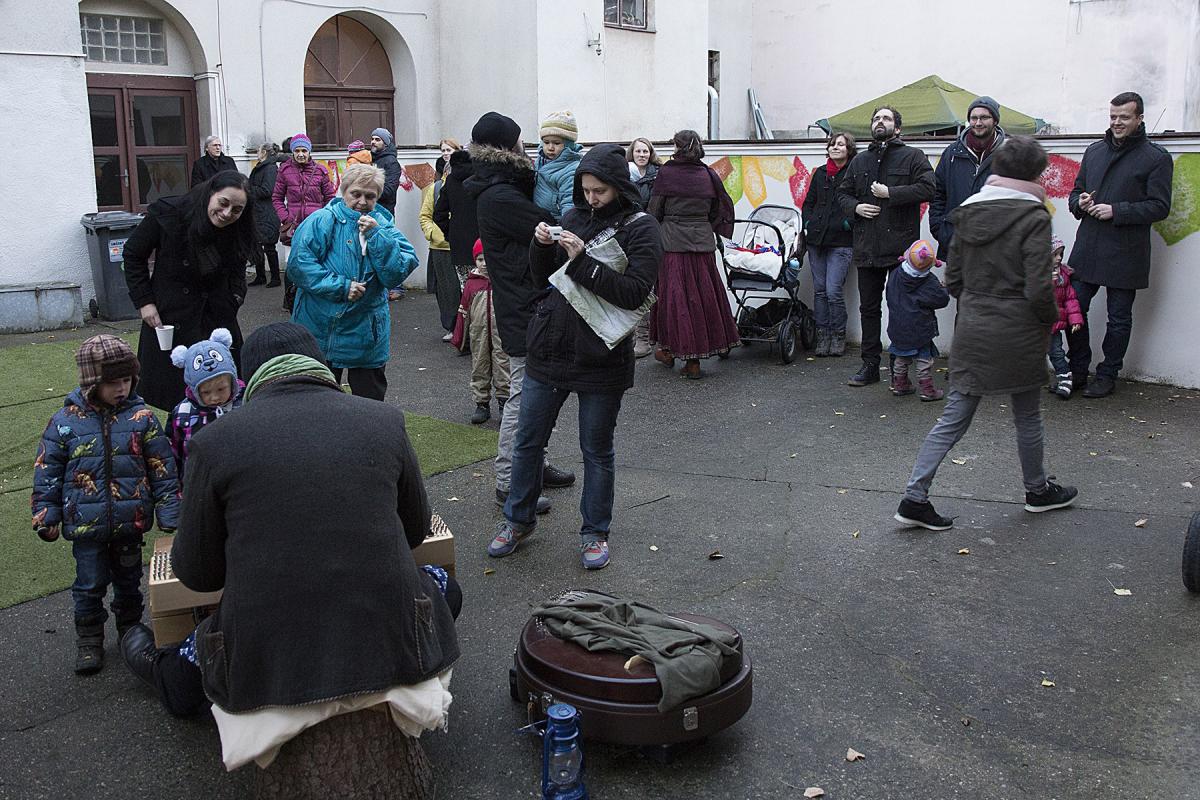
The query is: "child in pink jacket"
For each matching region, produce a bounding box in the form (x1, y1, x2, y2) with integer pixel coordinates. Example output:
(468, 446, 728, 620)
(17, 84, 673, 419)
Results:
(1048, 235, 1084, 399)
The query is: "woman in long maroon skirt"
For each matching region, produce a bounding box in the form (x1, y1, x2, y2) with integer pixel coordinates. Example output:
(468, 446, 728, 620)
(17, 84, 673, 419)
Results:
(647, 130, 740, 379)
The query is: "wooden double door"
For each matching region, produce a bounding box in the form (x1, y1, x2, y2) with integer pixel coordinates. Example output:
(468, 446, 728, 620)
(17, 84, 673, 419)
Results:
(87, 74, 199, 212)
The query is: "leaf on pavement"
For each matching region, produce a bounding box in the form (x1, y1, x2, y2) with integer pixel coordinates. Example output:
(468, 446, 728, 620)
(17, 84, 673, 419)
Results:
(483, 568, 495, 575)
(951, 458, 967, 465)
(1113, 587, 1132, 596)
(1133, 518, 1147, 528)
(834, 411, 845, 416)
(851, 530, 860, 538)
(649, 545, 659, 552)
(846, 747, 865, 762)
(837, 489, 848, 494)
(1184, 481, 1194, 489)
(708, 550, 724, 560)
(1041, 678, 1055, 687)
(957, 548, 970, 555)
(804, 789, 825, 799)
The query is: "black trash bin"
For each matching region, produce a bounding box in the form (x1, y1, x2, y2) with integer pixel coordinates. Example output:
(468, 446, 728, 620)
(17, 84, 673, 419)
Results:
(81, 211, 144, 321)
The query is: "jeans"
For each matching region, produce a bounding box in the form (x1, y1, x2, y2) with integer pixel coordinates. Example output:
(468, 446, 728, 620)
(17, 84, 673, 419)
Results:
(1066, 279, 1137, 380)
(505, 375, 624, 541)
(332, 367, 388, 401)
(856, 267, 889, 363)
(71, 539, 144, 623)
(494, 356, 526, 492)
(904, 388, 1047, 503)
(1047, 331, 1069, 375)
(808, 246, 853, 331)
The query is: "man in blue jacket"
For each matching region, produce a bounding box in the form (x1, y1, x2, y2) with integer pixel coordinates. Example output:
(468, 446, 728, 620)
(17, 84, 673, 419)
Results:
(929, 96, 1006, 256)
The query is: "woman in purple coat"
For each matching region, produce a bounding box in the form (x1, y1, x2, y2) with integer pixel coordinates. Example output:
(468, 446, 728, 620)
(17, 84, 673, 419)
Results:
(272, 133, 336, 311)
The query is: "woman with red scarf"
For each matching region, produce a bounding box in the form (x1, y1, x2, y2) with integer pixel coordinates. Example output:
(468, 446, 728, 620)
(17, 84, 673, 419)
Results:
(801, 131, 858, 357)
(647, 130, 739, 379)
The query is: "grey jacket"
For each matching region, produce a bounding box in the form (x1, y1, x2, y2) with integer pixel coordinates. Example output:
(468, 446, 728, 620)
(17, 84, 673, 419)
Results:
(534, 591, 740, 712)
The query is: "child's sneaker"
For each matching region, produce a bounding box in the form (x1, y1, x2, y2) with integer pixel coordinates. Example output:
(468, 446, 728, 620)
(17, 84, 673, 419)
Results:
(488, 520, 534, 557)
(1024, 480, 1078, 513)
(581, 539, 610, 570)
(894, 498, 954, 530)
(890, 372, 914, 396)
(1053, 372, 1072, 400)
(918, 377, 944, 402)
(470, 403, 490, 425)
(74, 617, 105, 675)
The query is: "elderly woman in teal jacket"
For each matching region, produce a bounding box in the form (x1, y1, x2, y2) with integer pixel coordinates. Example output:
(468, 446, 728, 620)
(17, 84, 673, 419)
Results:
(533, 110, 583, 221)
(288, 163, 418, 400)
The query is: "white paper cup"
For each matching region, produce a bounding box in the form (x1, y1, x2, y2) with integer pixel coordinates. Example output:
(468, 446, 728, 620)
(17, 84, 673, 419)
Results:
(155, 325, 174, 351)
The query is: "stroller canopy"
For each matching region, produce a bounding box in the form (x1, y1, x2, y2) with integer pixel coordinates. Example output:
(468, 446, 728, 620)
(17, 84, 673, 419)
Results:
(815, 75, 1048, 137)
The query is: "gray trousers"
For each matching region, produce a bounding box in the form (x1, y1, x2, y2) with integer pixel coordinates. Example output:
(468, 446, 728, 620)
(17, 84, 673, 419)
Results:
(494, 355, 526, 492)
(904, 388, 1047, 503)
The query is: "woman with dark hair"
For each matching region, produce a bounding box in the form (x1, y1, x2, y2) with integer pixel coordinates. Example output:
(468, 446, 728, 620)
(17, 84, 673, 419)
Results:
(123, 170, 260, 410)
(423, 139, 464, 339)
(647, 129, 740, 379)
(802, 131, 858, 356)
(247, 142, 285, 288)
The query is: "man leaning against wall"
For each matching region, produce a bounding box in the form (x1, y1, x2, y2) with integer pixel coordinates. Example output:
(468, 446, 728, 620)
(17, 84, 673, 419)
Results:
(1066, 91, 1173, 398)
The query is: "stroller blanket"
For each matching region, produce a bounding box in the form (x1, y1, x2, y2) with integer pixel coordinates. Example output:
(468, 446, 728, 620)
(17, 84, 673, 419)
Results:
(722, 239, 783, 279)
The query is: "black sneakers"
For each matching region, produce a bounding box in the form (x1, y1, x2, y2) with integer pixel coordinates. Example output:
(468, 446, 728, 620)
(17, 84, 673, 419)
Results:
(470, 403, 490, 425)
(848, 362, 881, 387)
(542, 462, 577, 488)
(1082, 375, 1115, 398)
(1024, 480, 1078, 513)
(894, 498, 954, 531)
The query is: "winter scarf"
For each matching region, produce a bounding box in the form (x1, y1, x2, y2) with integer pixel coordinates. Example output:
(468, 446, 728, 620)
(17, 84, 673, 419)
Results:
(243, 354, 338, 401)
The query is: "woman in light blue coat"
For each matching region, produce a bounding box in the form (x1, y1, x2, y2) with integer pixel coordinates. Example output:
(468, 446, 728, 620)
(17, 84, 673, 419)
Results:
(288, 163, 418, 400)
(533, 110, 582, 221)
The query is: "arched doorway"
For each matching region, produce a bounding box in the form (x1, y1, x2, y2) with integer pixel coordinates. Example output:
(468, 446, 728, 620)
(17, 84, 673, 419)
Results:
(304, 15, 395, 149)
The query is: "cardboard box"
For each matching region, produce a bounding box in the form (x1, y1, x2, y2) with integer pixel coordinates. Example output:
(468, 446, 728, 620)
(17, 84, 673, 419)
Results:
(148, 517, 455, 645)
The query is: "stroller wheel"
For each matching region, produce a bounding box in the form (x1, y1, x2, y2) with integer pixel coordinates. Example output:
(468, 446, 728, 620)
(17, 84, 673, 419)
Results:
(799, 308, 817, 351)
(779, 319, 797, 364)
(1183, 511, 1200, 592)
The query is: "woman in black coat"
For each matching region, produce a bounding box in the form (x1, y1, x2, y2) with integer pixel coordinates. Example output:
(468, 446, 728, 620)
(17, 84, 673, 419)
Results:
(123, 170, 259, 410)
(802, 131, 858, 356)
(486, 143, 663, 571)
(432, 148, 480, 283)
(247, 143, 284, 287)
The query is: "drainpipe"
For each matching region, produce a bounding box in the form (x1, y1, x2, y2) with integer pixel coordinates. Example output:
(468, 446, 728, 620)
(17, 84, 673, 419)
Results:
(707, 86, 720, 140)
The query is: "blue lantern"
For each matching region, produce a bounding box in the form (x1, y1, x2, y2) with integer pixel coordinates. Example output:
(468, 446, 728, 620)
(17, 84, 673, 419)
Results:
(541, 703, 588, 800)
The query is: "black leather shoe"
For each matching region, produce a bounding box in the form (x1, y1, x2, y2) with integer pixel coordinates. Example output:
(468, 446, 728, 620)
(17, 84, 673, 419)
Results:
(495, 489, 551, 514)
(1072, 372, 1089, 390)
(266, 278, 281, 288)
(847, 362, 881, 387)
(248, 276, 267, 286)
(120, 624, 160, 689)
(1082, 375, 1115, 398)
(542, 462, 576, 488)
(470, 403, 490, 425)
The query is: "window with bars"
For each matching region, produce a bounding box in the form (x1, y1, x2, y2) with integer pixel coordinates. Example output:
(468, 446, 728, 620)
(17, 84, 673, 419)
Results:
(80, 14, 166, 66)
(603, 0, 651, 31)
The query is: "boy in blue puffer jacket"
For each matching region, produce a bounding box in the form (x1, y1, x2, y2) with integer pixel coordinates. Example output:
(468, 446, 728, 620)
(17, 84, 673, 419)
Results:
(533, 110, 582, 221)
(31, 335, 180, 675)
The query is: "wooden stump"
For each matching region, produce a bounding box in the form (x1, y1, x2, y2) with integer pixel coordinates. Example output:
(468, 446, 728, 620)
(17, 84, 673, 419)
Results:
(252, 708, 433, 800)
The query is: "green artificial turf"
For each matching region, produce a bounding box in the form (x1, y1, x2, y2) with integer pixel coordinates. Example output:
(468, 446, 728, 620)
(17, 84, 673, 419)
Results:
(0, 335, 496, 609)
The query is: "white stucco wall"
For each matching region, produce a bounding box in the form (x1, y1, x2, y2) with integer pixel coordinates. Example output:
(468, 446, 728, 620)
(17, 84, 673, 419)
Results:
(0, 2, 97, 302)
(751, 0, 1200, 136)
(706, 0, 754, 140)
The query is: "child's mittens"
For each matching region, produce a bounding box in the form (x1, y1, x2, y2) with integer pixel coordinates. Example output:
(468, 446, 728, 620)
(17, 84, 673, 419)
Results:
(36, 525, 60, 543)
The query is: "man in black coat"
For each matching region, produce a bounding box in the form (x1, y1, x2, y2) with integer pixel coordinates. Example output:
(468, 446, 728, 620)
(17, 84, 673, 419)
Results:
(119, 323, 461, 717)
(189, 136, 237, 188)
(929, 96, 1007, 255)
(370, 127, 403, 215)
(1066, 91, 1174, 398)
(464, 112, 573, 513)
(837, 106, 936, 386)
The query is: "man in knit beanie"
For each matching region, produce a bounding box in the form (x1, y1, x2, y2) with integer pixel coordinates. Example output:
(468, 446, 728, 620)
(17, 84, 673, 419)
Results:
(241, 322, 327, 381)
(929, 95, 1007, 255)
(369, 127, 402, 215)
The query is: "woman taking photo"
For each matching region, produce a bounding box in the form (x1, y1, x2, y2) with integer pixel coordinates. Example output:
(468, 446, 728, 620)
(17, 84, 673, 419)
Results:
(247, 142, 285, 288)
(802, 131, 858, 357)
(124, 171, 259, 411)
(422, 138, 463, 340)
(272, 133, 336, 311)
(485, 143, 662, 571)
(288, 163, 419, 401)
(648, 129, 739, 379)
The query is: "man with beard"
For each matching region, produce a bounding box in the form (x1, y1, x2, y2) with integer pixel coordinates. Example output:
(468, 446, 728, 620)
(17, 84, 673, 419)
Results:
(837, 106, 936, 387)
(1066, 91, 1173, 398)
(930, 96, 1006, 255)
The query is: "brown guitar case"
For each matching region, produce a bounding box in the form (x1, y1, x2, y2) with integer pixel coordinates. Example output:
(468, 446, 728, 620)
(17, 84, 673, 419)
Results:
(508, 594, 753, 751)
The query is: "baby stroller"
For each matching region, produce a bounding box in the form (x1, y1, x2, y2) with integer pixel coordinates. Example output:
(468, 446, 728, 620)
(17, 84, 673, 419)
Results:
(719, 204, 815, 364)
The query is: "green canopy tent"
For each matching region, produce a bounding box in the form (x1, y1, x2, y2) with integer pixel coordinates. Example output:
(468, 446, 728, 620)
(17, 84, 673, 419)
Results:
(815, 75, 1048, 137)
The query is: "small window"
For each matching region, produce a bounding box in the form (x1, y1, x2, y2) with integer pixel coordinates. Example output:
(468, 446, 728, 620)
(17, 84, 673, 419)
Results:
(80, 14, 166, 65)
(604, 0, 651, 31)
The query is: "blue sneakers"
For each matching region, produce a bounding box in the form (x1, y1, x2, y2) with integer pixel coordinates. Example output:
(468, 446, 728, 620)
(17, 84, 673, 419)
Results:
(581, 539, 610, 570)
(488, 520, 534, 557)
